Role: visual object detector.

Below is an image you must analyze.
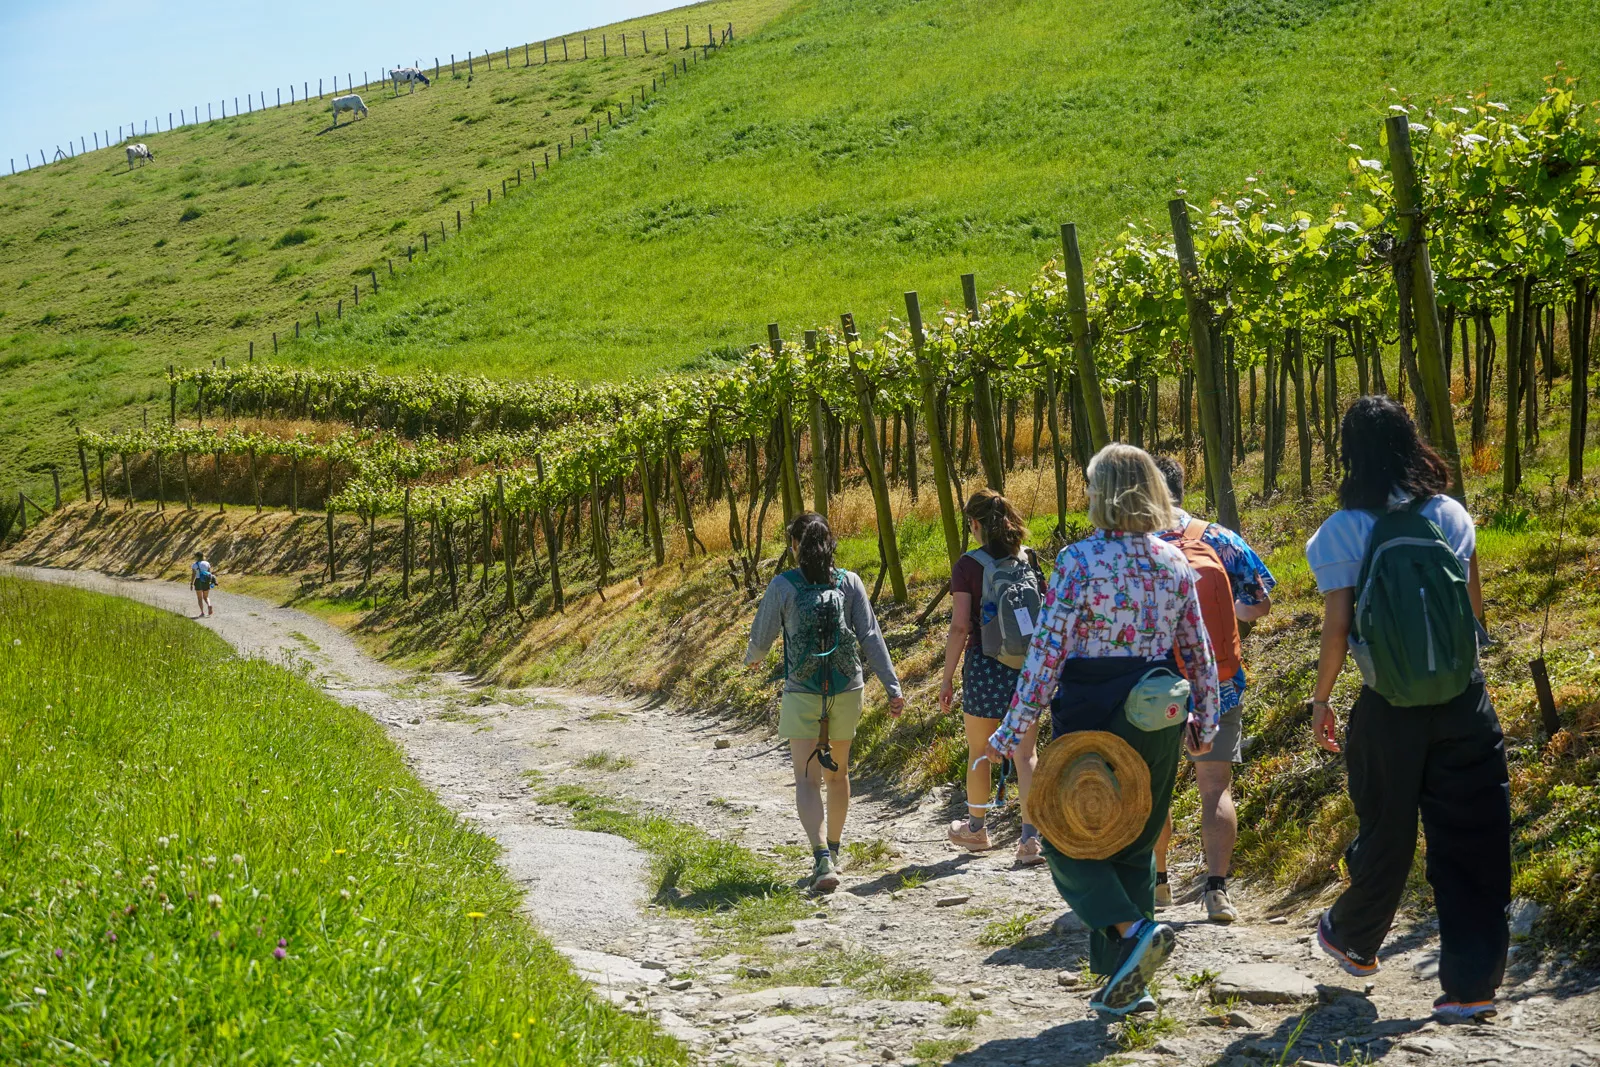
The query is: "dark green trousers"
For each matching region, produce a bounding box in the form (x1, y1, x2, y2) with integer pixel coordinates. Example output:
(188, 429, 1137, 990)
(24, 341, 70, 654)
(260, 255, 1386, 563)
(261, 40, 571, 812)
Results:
(1042, 714, 1184, 975)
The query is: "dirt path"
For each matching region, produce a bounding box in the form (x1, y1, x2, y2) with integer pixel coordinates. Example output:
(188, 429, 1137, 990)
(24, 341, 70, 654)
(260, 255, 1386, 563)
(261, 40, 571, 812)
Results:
(10, 565, 1599, 1067)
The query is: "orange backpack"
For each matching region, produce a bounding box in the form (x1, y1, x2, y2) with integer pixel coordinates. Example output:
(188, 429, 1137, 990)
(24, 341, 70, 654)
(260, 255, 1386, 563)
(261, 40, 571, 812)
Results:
(1172, 519, 1242, 684)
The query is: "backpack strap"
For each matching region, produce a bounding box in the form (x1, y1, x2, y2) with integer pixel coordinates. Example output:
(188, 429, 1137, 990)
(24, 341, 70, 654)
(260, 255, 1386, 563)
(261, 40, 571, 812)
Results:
(1183, 518, 1209, 543)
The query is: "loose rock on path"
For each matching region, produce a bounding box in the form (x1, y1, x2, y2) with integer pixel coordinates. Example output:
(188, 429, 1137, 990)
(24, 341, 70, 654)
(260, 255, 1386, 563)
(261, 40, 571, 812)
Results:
(9, 565, 1599, 1067)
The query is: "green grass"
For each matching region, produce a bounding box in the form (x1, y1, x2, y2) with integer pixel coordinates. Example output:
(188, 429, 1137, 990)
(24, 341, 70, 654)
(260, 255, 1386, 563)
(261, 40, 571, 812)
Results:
(0, 0, 788, 499)
(912, 1036, 973, 1065)
(6, 0, 1599, 503)
(977, 911, 1038, 947)
(575, 751, 636, 771)
(0, 576, 682, 1064)
(534, 783, 808, 934)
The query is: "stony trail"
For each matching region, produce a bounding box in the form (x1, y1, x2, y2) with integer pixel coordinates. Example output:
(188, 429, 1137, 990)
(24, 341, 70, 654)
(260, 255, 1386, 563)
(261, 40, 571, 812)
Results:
(9, 565, 1599, 1067)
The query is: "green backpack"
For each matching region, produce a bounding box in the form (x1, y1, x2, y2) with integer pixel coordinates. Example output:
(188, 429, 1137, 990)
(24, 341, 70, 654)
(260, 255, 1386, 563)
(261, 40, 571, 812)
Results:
(780, 569, 861, 696)
(1351, 500, 1477, 707)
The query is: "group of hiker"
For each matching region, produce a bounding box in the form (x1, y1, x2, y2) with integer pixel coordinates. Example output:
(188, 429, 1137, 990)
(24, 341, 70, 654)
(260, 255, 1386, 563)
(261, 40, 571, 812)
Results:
(744, 395, 1511, 1023)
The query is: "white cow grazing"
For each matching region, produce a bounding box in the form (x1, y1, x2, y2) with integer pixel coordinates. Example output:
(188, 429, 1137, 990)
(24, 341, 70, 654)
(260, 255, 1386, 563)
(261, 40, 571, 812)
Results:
(126, 143, 153, 169)
(330, 94, 368, 126)
(390, 67, 431, 94)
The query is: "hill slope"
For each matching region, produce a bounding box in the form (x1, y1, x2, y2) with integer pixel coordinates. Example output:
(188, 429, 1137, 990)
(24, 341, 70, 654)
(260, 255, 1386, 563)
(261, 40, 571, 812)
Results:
(0, 0, 787, 495)
(3, 0, 1598, 497)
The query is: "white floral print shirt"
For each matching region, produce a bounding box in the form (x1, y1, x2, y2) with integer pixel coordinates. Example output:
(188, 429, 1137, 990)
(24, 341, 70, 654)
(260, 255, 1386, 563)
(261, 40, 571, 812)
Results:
(989, 529, 1221, 756)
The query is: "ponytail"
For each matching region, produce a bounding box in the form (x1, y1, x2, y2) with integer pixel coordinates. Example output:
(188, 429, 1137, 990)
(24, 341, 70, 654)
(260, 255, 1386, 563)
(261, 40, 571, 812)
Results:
(787, 511, 837, 585)
(964, 488, 1026, 557)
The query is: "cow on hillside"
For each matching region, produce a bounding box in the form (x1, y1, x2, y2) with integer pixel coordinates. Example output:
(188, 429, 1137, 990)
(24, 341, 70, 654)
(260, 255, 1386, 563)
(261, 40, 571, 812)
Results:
(126, 143, 153, 169)
(390, 67, 431, 95)
(330, 94, 368, 126)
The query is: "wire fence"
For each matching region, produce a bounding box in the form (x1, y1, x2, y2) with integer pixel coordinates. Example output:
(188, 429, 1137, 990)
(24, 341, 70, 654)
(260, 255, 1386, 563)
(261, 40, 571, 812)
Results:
(6, 22, 734, 176)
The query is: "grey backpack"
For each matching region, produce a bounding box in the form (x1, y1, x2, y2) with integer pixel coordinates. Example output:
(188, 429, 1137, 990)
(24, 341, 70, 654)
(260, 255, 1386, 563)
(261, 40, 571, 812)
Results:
(966, 548, 1042, 669)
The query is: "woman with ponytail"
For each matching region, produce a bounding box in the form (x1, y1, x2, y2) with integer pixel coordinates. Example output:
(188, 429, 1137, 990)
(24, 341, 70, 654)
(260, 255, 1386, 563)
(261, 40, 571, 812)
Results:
(940, 489, 1047, 864)
(745, 512, 904, 891)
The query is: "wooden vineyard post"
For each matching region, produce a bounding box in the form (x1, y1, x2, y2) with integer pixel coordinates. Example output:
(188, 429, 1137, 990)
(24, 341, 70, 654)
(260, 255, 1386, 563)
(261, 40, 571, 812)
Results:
(962, 274, 1006, 492)
(1569, 275, 1593, 486)
(401, 486, 412, 599)
(1169, 200, 1241, 532)
(667, 445, 702, 555)
(769, 324, 804, 522)
(1060, 224, 1111, 452)
(499, 475, 518, 613)
(180, 452, 192, 509)
(1290, 329, 1312, 493)
(1386, 114, 1464, 500)
(51, 466, 61, 511)
(97, 450, 108, 507)
(249, 447, 261, 513)
(479, 501, 492, 593)
(535, 454, 565, 612)
(121, 453, 133, 509)
(326, 504, 337, 580)
(1323, 334, 1338, 478)
(1503, 277, 1527, 498)
(804, 329, 829, 519)
(588, 467, 609, 587)
(290, 456, 299, 514)
(908, 291, 963, 570)
(440, 510, 459, 610)
(844, 312, 907, 604)
(214, 451, 225, 513)
(1045, 362, 1069, 535)
(637, 445, 665, 565)
(153, 453, 164, 511)
(365, 512, 375, 587)
(77, 442, 91, 502)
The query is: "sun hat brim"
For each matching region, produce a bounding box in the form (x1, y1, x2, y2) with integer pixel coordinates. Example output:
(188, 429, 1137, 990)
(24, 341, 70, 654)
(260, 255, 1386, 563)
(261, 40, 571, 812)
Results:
(1027, 730, 1152, 861)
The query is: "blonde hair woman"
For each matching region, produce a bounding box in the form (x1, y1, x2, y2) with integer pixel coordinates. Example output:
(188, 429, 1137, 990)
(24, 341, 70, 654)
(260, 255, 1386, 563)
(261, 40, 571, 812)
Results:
(983, 444, 1220, 1016)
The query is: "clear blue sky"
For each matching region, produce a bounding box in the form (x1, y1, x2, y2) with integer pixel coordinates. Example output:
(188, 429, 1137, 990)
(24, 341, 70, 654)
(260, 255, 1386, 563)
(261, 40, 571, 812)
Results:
(0, 0, 691, 170)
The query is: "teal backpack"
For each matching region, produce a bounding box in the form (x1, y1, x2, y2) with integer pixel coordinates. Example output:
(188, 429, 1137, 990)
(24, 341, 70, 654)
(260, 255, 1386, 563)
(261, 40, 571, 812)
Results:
(1351, 500, 1478, 707)
(780, 569, 861, 696)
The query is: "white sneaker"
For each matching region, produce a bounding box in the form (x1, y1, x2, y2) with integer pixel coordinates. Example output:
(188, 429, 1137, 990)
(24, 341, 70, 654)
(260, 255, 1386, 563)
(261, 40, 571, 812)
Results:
(1203, 888, 1239, 924)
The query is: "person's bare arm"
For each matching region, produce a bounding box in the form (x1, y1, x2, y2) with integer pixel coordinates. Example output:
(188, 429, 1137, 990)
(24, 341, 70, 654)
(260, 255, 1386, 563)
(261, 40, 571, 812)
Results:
(939, 592, 973, 714)
(1311, 587, 1355, 752)
(1235, 594, 1271, 622)
(1468, 553, 1484, 623)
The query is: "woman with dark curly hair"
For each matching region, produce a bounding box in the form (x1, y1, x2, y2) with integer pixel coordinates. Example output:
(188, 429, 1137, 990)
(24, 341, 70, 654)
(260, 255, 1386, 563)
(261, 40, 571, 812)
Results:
(1305, 395, 1509, 1023)
(745, 512, 904, 892)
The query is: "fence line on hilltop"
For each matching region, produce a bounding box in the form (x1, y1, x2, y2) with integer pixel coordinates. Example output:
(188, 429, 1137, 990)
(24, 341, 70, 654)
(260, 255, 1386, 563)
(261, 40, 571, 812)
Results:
(5, 24, 734, 177)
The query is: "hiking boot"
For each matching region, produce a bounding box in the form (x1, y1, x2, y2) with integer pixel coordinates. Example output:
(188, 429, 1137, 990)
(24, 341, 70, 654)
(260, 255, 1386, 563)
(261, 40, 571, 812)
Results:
(1093, 920, 1176, 1013)
(1433, 996, 1497, 1023)
(1154, 879, 1172, 909)
(947, 819, 992, 852)
(811, 852, 839, 893)
(1015, 837, 1045, 867)
(1317, 912, 1379, 977)
(1203, 888, 1239, 924)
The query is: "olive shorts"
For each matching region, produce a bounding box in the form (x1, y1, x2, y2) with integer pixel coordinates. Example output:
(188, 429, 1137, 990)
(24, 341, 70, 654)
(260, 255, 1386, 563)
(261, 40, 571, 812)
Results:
(779, 689, 865, 741)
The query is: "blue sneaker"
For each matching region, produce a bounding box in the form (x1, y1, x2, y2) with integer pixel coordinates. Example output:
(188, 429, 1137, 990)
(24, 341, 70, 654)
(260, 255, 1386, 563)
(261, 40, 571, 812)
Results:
(1092, 920, 1176, 1013)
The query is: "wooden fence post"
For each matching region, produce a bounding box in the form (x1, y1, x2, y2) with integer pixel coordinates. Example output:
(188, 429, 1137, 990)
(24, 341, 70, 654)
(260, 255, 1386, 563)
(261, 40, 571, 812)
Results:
(77, 442, 91, 501)
(844, 312, 908, 604)
(214, 451, 225, 513)
(51, 466, 61, 510)
(1385, 114, 1464, 500)
(1169, 200, 1241, 531)
(962, 273, 1007, 491)
(401, 486, 412, 598)
(326, 504, 337, 580)
(181, 452, 192, 509)
(534, 454, 565, 612)
(1060, 224, 1111, 452)
(637, 444, 665, 565)
(122, 453, 134, 509)
(909, 291, 963, 571)
(804, 329, 829, 519)
(769, 324, 804, 521)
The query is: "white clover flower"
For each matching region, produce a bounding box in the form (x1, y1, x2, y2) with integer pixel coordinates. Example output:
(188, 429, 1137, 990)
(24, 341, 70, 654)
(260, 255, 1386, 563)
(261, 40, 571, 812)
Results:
(206, 893, 223, 908)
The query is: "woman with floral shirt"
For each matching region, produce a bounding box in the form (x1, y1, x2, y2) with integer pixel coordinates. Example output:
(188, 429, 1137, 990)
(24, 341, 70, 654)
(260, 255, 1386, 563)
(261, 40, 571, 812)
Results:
(984, 444, 1219, 1016)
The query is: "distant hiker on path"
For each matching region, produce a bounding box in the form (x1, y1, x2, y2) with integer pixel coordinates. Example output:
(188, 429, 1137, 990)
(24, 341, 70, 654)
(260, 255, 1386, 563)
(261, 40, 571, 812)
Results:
(745, 512, 905, 893)
(1150, 456, 1276, 923)
(985, 444, 1219, 1016)
(1305, 395, 1509, 1023)
(940, 489, 1047, 866)
(190, 552, 217, 617)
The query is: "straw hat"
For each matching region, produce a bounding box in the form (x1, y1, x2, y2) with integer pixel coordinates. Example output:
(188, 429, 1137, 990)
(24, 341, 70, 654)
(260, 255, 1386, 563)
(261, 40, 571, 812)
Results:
(1027, 731, 1151, 860)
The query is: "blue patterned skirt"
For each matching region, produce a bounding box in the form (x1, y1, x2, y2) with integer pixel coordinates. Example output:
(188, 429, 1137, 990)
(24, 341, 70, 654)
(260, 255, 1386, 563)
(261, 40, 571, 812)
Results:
(961, 649, 1022, 720)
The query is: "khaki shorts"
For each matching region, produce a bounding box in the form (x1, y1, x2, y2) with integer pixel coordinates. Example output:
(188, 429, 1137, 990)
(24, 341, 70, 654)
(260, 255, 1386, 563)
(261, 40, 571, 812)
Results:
(779, 689, 865, 741)
(1190, 706, 1244, 763)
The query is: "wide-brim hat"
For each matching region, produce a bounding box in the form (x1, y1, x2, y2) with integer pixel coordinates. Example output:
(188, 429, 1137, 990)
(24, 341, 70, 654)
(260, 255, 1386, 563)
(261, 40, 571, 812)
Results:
(1028, 731, 1152, 861)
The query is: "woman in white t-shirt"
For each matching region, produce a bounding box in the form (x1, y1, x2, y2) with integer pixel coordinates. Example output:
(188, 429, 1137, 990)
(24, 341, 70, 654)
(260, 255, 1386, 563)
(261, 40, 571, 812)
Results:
(1303, 395, 1509, 1023)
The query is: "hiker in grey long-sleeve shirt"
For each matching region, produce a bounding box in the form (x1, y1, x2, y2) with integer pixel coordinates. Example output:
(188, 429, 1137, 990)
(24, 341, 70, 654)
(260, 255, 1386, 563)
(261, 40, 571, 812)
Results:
(744, 513, 904, 892)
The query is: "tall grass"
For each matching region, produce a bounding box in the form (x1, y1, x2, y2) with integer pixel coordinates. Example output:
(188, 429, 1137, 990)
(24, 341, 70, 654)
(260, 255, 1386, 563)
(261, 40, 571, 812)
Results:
(0, 577, 684, 1064)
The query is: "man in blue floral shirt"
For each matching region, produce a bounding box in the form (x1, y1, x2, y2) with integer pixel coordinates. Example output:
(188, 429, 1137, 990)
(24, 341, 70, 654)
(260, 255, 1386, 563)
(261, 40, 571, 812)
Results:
(1151, 456, 1275, 923)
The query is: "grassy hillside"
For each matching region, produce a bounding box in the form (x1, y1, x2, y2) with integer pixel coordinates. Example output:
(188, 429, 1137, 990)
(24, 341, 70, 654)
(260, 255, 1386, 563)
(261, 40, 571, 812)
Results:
(0, 576, 683, 1063)
(0, 0, 788, 497)
(3, 0, 1598, 499)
